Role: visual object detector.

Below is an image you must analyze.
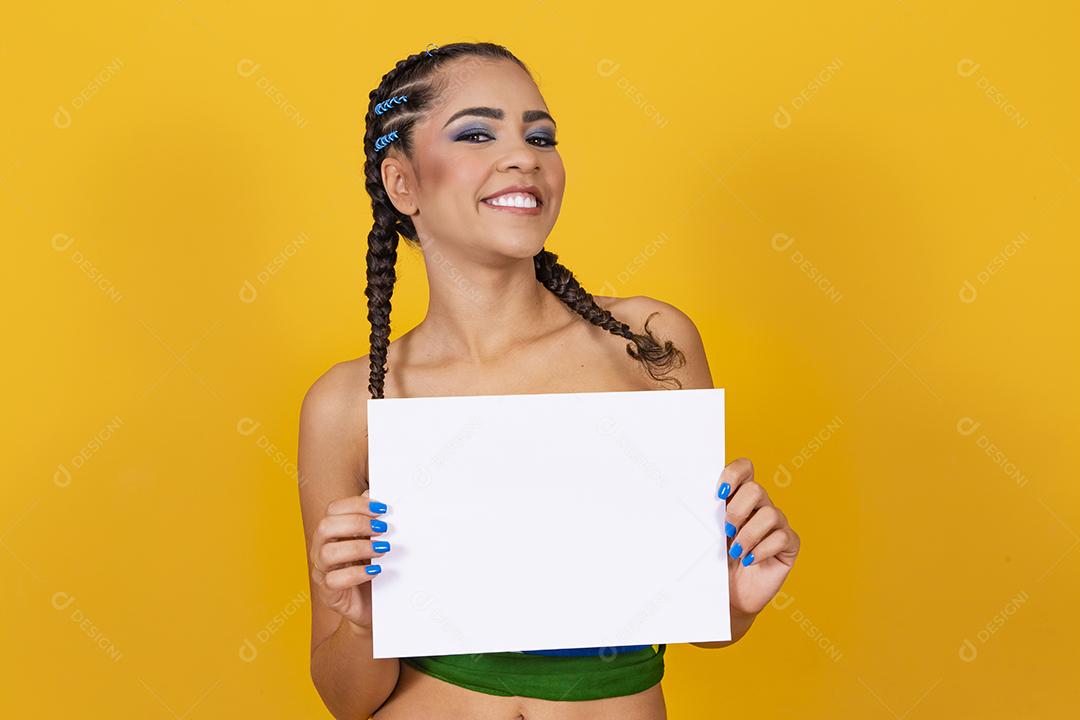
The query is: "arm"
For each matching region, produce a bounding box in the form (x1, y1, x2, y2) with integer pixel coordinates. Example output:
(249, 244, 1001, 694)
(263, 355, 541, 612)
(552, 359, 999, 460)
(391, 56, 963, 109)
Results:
(299, 362, 400, 718)
(621, 297, 800, 650)
(311, 617, 398, 719)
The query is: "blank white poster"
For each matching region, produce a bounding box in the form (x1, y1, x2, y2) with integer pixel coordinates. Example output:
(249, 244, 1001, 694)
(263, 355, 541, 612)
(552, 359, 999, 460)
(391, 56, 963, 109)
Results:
(367, 387, 729, 658)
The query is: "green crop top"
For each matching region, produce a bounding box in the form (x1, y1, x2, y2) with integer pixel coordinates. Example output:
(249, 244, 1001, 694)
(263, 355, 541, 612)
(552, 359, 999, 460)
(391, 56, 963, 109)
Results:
(400, 644, 666, 701)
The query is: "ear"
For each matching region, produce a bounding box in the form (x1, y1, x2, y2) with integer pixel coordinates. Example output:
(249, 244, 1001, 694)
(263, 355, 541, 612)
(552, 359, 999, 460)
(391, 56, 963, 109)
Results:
(380, 156, 418, 215)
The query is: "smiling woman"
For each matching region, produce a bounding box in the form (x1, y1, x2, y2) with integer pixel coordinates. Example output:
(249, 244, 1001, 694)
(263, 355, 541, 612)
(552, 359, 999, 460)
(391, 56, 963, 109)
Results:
(359, 43, 687, 400)
(297, 40, 800, 720)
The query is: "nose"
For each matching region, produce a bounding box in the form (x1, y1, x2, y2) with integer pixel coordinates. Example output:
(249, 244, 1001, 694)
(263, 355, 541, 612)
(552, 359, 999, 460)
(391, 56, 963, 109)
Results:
(496, 136, 543, 173)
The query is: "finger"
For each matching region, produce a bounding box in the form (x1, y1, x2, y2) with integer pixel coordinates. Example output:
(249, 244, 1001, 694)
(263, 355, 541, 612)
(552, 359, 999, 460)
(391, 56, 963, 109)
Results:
(724, 480, 769, 535)
(728, 505, 785, 563)
(716, 457, 754, 501)
(318, 538, 392, 570)
(326, 491, 389, 518)
(315, 513, 390, 548)
(737, 527, 796, 567)
(322, 563, 383, 590)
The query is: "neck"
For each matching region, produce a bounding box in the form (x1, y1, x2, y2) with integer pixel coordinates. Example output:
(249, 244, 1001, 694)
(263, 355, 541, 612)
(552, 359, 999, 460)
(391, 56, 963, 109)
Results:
(414, 243, 567, 364)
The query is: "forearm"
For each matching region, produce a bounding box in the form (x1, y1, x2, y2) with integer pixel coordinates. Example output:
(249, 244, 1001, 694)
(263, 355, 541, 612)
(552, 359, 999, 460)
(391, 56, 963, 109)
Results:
(691, 608, 757, 649)
(311, 617, 400, 719)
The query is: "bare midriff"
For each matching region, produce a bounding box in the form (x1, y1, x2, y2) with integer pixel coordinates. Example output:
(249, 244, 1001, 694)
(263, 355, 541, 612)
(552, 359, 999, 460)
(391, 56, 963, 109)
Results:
(372, 661, 667, 720)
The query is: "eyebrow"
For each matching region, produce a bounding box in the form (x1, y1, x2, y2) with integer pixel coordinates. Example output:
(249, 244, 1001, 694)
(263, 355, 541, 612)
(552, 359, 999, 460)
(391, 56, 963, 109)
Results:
(441, 106, 557, 129)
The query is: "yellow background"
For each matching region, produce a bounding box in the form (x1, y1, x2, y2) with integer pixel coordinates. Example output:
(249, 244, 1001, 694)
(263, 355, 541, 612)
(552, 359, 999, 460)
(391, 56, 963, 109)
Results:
(4, 1, 1077, 717)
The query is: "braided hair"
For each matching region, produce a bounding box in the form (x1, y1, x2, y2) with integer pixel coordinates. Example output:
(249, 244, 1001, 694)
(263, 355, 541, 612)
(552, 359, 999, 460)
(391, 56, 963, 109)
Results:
(362, 42, 685, 398)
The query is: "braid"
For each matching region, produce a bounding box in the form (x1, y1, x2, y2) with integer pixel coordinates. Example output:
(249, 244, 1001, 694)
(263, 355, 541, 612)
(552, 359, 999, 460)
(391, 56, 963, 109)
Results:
(362, 43, 684, 396)
(362, 43, 530, 398)
(534, 249, 686, 388)
(362, 51, 432, 399)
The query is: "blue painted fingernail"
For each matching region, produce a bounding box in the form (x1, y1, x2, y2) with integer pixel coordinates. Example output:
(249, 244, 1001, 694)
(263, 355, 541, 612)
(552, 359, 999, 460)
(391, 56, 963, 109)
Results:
(372, 540, 390, 553)
(369, 501, 387, 514)
(729, 542, 743, 559)
(725, 522, 737, 538)
(717, 482, 731, 500)
(365, 564, 382, 575)
(370, 519, 387, 533)
(741, 553, 754, 567)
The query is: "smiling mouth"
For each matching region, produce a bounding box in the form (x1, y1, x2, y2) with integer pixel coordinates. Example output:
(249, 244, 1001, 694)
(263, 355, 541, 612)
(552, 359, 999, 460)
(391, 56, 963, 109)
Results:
(480, 192, 543, 214)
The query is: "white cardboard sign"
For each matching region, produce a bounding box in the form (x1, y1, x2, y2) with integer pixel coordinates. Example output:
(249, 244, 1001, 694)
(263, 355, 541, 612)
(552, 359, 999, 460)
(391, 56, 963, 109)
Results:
(367, 388, 730, 658)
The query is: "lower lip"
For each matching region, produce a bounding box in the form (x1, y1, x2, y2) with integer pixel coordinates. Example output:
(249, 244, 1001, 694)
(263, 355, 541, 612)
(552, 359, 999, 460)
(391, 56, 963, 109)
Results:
(480, 199, 542, 215)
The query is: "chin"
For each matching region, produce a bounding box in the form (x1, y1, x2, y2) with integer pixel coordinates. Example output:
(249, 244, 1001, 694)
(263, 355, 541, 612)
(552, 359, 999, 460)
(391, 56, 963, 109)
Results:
(487, 232, 550, 260)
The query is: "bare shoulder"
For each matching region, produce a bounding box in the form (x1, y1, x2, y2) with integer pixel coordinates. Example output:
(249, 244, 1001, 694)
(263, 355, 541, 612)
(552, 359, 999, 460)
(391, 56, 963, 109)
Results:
(594, 294, 714, 389)
(298, 357, 374, 482)
(300, 328, 414, 436)
(301, 357, 372, 429)
(595, 294, 698, 339)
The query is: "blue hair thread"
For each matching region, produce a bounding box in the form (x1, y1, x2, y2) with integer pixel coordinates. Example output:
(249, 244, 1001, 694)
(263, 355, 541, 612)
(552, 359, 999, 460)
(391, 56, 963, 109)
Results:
(374, 129, 399, 152)
(372, 45, 438, 153)
(374, 94, 408, 115)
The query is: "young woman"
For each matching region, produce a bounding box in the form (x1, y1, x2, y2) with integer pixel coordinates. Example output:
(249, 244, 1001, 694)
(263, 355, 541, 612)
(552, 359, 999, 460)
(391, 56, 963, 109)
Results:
(297, 42, 801, 720)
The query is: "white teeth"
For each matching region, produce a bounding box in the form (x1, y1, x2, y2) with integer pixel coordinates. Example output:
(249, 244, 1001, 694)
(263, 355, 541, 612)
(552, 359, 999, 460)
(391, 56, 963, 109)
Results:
(484, 192, 538, 208)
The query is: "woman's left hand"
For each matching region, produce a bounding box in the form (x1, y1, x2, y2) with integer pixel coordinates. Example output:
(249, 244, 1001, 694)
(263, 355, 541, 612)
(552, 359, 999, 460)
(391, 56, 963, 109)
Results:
(717, 458, 801, 618)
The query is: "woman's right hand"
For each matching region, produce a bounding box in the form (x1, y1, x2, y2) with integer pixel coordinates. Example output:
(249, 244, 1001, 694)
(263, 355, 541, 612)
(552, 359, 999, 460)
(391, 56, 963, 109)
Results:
(310, 489, 390, 632)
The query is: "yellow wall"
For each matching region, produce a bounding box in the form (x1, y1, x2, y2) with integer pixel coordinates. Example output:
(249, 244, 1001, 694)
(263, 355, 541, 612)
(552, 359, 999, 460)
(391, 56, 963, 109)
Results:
(4, 1, 1077, 717)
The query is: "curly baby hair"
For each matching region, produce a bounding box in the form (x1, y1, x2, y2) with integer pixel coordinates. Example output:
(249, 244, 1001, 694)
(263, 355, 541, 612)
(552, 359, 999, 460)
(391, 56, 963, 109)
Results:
(362, 41, 685, 399)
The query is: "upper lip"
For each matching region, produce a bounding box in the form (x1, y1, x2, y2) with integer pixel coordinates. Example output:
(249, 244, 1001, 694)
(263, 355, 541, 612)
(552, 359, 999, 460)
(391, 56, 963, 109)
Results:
(481, 184, 543, 205)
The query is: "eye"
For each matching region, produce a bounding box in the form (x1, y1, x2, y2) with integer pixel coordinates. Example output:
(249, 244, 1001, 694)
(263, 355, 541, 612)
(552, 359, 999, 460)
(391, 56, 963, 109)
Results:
(528, 135, 559, 148)
(457, 130, 494, 143)
(455, 130, 559, 148)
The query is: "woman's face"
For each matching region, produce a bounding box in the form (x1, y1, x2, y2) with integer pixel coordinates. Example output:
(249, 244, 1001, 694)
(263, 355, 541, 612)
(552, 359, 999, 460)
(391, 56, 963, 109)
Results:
(385, 58, 565, 261)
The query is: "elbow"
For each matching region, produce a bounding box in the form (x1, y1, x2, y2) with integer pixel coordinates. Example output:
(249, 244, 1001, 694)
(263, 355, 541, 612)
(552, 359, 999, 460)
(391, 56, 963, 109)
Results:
(310, 662, 395, 720)
(309, 667, 375, 720)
